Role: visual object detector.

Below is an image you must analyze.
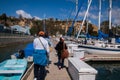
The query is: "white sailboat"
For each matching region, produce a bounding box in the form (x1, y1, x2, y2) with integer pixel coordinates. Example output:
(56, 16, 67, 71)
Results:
(77, 0, 120, 54)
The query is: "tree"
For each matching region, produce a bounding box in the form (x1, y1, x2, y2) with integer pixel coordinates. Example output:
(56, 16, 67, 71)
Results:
(30, 20, 42, 35)
(0, 13, 7, 26)
(0, 13, 7, 21)
(30, 26, 38, 35)
(100, 21, 109, 34)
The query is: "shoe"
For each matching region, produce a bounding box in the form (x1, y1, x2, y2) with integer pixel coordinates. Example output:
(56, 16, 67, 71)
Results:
(61, 65, 65, 68)
(58, 66, 61, 70)
(34, 78, 37, 80)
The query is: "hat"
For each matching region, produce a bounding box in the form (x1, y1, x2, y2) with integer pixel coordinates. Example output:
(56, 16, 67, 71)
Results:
(39, 31, 45, 36)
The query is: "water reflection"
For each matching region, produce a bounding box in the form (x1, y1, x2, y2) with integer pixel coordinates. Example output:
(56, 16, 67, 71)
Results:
(87, 61, 120, 80)
(0, 42, 31, 62)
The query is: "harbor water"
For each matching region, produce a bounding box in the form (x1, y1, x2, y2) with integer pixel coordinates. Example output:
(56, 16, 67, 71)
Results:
(0, 42, 31, 62)
(87, 61, 120, 80)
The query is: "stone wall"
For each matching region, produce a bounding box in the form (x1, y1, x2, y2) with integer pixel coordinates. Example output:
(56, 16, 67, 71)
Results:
(0, 33, 34, 47)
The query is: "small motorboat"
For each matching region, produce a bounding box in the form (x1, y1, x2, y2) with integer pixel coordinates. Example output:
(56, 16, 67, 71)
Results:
(0, 59, 27, 80)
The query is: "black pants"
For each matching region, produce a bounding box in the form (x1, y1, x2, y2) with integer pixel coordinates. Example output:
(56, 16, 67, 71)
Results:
(57, 53, 64, 68)
(34, 64, 46, 80)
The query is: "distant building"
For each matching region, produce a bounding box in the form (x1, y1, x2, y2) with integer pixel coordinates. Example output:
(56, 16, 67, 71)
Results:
(11, 25, 31, 35)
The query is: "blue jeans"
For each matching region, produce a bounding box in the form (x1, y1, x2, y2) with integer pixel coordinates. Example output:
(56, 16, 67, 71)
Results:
(34, 64, 46, 80)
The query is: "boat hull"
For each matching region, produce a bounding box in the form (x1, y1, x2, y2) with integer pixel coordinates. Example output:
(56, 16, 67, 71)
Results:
(78, 45, 120, 54)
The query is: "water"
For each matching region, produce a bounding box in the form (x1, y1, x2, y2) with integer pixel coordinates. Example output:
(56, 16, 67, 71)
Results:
(87, 61, 120, 80)
(0, 42, 30, 62)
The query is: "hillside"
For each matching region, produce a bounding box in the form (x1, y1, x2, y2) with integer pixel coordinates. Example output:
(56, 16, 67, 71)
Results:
(0, 13, 98, 36)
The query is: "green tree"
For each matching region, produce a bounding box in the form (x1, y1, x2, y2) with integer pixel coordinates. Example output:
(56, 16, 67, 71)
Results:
(100, 20, 109, 34)
(0, 13, 7, 26)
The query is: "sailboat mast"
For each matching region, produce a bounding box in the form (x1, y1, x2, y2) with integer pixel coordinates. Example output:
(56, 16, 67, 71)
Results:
(86, 0, 91, 35)
(76, 0, 78, 14)
(75, 0, 78, 35)
(108, 0, 112, 43)
(98, 0, 101, 30)
(86, 0, 90, 35)
(109, 0, 112, 30)
(43, 14, 46, 33)
(76, 0, 92, 39)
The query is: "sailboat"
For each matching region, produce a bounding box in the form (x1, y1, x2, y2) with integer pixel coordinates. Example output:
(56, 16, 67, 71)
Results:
(77, 0, 120, 54)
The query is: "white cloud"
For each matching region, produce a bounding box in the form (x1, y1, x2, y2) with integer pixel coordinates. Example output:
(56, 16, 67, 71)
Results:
(33, 16, 42, 20)
(77, 10, 98, 20)
(16, 10, 41, 20)
(112, 7, 120, 25)
(78, 11, 86, 17)
(16, 10, 32, 18)
(89, 13, 98, 20)
(90, 6, 98, 11)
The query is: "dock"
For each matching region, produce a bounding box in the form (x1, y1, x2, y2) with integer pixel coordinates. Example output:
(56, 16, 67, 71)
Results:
(45, 47, 71, 80)
(21, 46, 71, 80)
(84, 53, 120, 61)
(21, 38, 120, 80)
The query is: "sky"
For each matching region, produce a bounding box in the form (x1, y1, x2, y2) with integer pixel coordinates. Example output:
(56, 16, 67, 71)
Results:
(0, 0, 120, 26)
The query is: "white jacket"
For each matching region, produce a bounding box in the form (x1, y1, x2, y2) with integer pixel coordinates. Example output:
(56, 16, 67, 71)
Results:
(33, 37, 49, 53)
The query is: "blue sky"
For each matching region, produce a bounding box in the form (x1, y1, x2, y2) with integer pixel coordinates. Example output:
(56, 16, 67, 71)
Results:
(0, 0, 120, 26)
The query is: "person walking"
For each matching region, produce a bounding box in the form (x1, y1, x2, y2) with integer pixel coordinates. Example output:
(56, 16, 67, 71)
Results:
(33, 31, 49, 80)
(55, 37, 67, 69)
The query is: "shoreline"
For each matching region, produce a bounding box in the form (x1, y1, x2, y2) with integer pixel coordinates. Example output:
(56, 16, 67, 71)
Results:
(0, 41, 33, 48)
(0, 36, 34, 47)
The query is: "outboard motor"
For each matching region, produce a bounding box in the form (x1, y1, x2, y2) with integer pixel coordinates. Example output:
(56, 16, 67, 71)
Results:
(17, 50, 25, 59)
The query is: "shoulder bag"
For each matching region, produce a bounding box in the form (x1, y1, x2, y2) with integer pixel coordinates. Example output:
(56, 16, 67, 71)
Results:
(61, 43, 69, 59)
(38, 38, 49, 57)
(38, 38, 49, 63)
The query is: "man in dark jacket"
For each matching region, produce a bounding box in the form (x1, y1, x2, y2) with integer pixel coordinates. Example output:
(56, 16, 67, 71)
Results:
(55, 37, 67, 69)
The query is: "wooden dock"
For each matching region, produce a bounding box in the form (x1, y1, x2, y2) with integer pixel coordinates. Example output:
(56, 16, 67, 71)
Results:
(45, 47, 71, 80)
(21, 46, 71, 80)
(84, 53, 120, 61)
